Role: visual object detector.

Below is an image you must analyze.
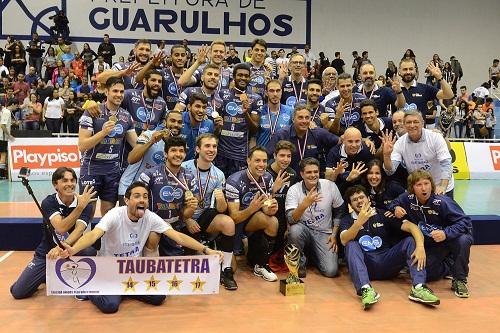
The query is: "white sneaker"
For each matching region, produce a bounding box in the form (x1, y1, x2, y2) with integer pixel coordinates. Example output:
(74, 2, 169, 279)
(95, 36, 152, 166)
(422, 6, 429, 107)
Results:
(253, 264, 278, 282)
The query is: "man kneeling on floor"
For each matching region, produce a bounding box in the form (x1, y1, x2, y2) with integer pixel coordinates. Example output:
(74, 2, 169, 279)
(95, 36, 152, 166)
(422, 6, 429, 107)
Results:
(340, 185, 440, 309)
(51, 181, 222, 314)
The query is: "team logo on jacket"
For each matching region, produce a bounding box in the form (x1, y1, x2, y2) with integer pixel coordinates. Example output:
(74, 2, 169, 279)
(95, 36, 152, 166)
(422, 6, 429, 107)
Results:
(359, 235, 382, 252)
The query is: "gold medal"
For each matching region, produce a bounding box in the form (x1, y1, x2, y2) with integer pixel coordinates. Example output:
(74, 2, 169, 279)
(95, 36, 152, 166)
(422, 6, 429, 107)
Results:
(185, 190, 194, 199)
(211, 111, 220, 118)
(239, 93, 248, 102)
(109, 115, 118, 123)
(264, 199, 273, 207)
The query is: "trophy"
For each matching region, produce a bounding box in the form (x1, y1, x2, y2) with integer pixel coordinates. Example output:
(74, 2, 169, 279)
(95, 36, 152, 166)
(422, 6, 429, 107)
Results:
(280, 244, 305, 296)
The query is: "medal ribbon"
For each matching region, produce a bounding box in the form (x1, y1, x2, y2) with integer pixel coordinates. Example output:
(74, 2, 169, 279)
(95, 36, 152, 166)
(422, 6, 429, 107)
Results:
(246, 169, 268, 196)
(296, 130, 309, 160)
(196, 164, 212, 203)
(165, 166, 190, 191)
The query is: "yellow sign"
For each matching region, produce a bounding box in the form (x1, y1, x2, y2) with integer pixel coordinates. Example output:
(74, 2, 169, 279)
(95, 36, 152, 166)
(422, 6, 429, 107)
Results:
(450, 142, 470, 179)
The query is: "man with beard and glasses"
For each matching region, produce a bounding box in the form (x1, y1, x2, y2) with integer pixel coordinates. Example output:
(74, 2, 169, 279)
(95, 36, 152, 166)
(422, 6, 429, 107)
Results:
(182, 133, 238, 290)
(255, 79, 293, 147)
(305, 79, 334, 129)
(78, 77, 137, 220)
(179, 92, 221, 160)
(137, 45, 189, 111)
(139, 136, 197, 256)
(215, 63, 263, 178)
(10, 167, 97, 299)
(118, 110, 183, 205)
(54, 181, 222, 314)
(225, 146, 279, 282)
(354, 63, 405, 117)
(98, 39, 152, 90)
(175, 63, 224, 121)
(178, 40, 232, 91)
(399, 58, 453, 117)
(279, 53, 307, 108)
(286, 157, 345, 278)
(121, 69, 167, 135)
(324, 73, 366, 136)
(268, 104, 339, 177)
(388, 170, 473, 299)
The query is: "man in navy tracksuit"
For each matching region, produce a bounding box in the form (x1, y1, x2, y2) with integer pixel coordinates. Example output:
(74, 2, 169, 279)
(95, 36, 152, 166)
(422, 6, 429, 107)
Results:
(340, 185, 439, 309)
(10, 167, 96, 299)
(388, 170, 473, 298)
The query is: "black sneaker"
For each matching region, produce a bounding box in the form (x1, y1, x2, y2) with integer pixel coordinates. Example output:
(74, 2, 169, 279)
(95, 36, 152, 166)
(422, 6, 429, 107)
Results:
(221, 267, 238, 290)
(75, 295, 89, 301)
(452, 279, 469, 298)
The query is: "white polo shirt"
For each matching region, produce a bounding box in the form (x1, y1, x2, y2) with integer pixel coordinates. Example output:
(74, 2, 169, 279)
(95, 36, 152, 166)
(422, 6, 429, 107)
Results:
(285, 179, 344, 233)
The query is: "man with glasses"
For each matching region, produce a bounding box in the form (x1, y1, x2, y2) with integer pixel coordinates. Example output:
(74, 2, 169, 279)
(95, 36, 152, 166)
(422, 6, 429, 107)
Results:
(321, 67, 339, 105)
(279, 54, 308, 108)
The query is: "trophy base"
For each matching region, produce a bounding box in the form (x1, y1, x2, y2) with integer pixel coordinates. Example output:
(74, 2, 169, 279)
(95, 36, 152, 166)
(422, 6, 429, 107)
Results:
(279, 279, 305, 296)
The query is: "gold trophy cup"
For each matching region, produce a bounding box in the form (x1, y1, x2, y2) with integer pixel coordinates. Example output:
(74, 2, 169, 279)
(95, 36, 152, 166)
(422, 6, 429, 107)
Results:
(280, 244, 305, 296)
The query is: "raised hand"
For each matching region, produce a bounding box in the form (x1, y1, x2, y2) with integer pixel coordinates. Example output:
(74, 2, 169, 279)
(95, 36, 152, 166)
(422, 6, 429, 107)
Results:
(196, 45, 209, 65)
(380, 129, 396, 156)
(271, 169, 290, 194)
(303, 188, 322, 207)
(124, 62, 141, 76)
(76, 185, 97, 208)
(389, 76, 402, 94)
(426, 62, 443, 80)
(346, 161, 368, 182)
(355, 201, 374, 227)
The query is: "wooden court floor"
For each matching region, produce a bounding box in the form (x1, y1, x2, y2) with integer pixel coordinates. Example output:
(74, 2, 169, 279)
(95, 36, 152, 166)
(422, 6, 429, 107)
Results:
(1, 246, 499, 333)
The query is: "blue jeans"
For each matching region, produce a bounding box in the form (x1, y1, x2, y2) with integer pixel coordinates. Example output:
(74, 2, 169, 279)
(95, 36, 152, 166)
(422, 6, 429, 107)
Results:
(454, 121, 464, 138)
(288, 223, 338, 277)
(344, 237, 426, 292)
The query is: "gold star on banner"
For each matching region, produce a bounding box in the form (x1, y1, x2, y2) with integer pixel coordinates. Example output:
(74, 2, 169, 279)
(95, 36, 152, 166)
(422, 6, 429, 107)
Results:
(167, 275, 183, 291)
(144, 275, 161, 291)
(190, 276, 206, 292)
(122, 276, 139, 292)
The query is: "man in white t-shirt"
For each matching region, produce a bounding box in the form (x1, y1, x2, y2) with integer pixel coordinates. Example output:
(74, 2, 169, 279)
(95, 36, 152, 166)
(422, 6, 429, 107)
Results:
(285, 157, 346, 278)
(58, 181, 222, 314)
(0, 99, 16, 179)
(382, 110, 454, 198)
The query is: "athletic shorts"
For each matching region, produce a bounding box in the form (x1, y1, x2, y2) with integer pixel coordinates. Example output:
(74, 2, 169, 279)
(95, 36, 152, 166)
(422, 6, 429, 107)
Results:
(79, 172, 120, 203)
(196, 208, 219, 233)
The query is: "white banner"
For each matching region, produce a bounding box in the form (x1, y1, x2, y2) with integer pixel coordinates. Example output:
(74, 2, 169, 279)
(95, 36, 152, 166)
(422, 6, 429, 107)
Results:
(464, 142, 500, 179)
(8, 137, 81, 181)
(1, 0, 310, 48)
(46, 255, 220, 296)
